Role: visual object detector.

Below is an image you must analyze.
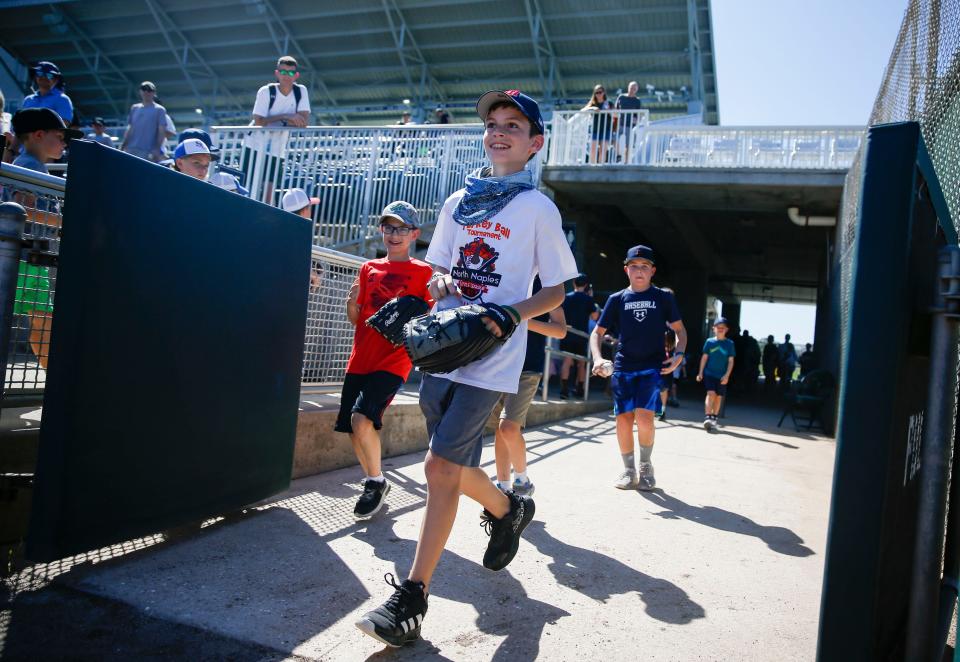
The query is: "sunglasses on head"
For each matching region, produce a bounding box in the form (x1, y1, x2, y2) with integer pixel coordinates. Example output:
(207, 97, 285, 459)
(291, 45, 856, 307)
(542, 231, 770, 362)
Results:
(277, 69, 298, 77)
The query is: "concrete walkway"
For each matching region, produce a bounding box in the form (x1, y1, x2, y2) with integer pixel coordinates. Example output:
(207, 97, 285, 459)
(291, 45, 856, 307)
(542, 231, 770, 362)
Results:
(1, 397, 834, 661)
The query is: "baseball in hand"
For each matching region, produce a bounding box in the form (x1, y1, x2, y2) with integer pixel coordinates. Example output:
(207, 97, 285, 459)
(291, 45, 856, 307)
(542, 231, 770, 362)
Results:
(595, 360, 613, 378)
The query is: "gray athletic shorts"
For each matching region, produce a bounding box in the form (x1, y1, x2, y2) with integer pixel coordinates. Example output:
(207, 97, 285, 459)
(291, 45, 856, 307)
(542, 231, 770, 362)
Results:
(495, 372, 541, 427)
(419, 373, 502, 467)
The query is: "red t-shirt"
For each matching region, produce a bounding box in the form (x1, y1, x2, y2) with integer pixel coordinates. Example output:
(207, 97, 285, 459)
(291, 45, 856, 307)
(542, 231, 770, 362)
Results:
(347, 257, 433, 379)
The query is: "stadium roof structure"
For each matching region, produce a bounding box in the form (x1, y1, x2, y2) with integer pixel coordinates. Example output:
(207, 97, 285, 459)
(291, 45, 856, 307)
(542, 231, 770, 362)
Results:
(0, 0, 719, 126)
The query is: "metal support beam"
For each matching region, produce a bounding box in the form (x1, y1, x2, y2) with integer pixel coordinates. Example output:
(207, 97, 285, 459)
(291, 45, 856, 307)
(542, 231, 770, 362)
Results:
(381, 0, 446, 116)
(49, 4, 136, 116)
(686, 0, 706, 114)
(258, 0, 347, 123)
(142, 0, 245, 114)
(523, 0, 567, 105)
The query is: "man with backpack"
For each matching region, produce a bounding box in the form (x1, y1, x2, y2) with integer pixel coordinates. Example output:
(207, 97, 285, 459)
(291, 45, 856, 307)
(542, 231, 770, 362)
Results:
(244, 56, 311, 203)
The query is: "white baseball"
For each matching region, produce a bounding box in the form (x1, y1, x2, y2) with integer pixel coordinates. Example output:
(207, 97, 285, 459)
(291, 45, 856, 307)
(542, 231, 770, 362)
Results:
(596, 361, 613, 378)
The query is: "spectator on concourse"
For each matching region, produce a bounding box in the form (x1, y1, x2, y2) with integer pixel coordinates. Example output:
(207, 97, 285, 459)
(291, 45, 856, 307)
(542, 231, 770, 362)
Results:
(21, 61, 74, 124)
(120, 81, 168, 162)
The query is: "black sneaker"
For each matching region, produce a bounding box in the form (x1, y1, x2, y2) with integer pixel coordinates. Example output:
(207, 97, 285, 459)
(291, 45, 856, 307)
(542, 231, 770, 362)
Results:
(354, 478, 391, 520)
(355, 573, 428, 647)
(480, 493, 536, 571)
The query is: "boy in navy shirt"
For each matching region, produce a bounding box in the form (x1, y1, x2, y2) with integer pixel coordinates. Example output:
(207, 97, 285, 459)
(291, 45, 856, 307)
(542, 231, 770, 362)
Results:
(590, 245, 687, 490)
(697, 317, 736, 431)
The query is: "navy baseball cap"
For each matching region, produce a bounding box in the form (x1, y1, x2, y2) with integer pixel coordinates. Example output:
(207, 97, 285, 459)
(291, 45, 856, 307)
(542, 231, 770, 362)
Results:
(713, 317, 730, 327)
(574, 273, 589, 287)
(624, 245, 655, 265)
(476, 90, 545, 135)
(380, 200, 421, 228)
(12, 107, 82, 139)
(32, 61, 61, 77)
(178, 128, 220, 158)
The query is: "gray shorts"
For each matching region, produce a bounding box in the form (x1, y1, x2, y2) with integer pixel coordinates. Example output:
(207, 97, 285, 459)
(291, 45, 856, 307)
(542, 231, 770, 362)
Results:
(419, 373, 502, 467)
(495, 372, 541, 427)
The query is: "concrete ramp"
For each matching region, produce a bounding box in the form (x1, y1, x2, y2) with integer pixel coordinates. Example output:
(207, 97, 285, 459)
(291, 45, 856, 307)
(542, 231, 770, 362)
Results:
(2, 401, 834, 661)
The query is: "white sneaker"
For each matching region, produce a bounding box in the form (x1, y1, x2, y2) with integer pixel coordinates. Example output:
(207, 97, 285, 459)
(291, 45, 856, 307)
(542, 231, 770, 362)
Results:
(614, 469, 639, 490)
(512, 477, 535, 497)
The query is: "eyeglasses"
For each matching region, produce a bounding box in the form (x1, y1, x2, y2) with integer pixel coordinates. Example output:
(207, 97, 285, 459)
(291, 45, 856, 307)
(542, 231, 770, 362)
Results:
(277, 69, 298, 77)
(380, 224, 413, 236)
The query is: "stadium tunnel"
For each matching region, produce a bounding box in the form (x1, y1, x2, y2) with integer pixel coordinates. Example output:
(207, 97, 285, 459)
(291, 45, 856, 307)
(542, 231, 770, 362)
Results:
(541, 164, 845, 366)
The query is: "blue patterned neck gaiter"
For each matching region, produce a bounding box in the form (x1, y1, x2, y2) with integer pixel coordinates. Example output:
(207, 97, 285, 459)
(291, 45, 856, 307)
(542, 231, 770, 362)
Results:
(452, 166, 535, 227)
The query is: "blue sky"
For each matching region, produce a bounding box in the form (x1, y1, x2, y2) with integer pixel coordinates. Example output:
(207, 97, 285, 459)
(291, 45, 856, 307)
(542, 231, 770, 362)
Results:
(710, 0, 907, 344)
(711, 0, 907, 125)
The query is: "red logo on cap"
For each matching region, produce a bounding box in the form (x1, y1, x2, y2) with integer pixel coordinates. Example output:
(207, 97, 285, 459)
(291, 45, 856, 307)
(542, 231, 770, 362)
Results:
(505, 89, 520, 97)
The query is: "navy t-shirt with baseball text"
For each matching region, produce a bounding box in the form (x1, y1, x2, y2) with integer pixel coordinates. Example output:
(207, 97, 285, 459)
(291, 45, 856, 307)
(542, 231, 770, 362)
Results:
(598, 286, 681, 372)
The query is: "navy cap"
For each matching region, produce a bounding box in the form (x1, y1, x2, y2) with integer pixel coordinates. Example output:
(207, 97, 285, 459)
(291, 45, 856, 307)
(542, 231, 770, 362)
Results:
(92, 117, 105, 125)
(624, 245, 655, 265)
(32, 61, 61, 77)
(12, 107, 82, 139)
(178, 128, 220, 158)
(713, 317, 730, 327)
(574, 273, 589, 287)
(476, 90, 545, 135)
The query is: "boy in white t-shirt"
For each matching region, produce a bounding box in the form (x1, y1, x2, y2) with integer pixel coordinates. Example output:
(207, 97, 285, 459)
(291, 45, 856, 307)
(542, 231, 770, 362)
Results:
(355, 90, 579, 648)
(244, 55, 311, 204)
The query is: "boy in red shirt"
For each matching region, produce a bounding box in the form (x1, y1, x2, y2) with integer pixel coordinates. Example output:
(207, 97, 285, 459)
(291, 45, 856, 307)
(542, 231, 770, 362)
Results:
(339, 201, 433, 519)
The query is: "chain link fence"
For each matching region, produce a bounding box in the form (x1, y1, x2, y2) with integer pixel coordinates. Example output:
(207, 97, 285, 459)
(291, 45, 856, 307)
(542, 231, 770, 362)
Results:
(840, 0, 960, 355)
(0, 164, 64, 406)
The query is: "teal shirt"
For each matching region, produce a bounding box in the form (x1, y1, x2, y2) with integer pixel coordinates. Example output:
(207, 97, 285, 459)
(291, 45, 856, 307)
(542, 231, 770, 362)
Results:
(702, 337, 735, 378)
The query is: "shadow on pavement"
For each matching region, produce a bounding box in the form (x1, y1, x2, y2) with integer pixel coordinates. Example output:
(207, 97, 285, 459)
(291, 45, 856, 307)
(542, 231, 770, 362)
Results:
(353, 520, 570, 661)
(638, 489, 815, 557)
(523, 520, 705, 625)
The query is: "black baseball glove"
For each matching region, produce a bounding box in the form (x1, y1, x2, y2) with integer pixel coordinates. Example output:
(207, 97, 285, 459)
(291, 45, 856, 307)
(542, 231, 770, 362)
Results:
(366, 295, 431, 346)
(403, 302, 518, 374)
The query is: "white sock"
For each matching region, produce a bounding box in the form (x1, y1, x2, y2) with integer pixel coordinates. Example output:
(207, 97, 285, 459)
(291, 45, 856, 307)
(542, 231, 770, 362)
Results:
(367, 474, 386, 483)
(497, 480, 512, 491)
(514, 471, 528, 483)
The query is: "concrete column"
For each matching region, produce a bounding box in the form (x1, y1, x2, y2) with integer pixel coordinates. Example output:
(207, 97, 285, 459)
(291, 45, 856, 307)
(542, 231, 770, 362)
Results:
(666, 269, 708, 359)
(722, 301, 742, 330)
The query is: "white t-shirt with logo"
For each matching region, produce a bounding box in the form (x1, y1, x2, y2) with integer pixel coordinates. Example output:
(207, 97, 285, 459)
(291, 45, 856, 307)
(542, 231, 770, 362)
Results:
(425, 187, 579, 393)
(247, 84, 311, 155)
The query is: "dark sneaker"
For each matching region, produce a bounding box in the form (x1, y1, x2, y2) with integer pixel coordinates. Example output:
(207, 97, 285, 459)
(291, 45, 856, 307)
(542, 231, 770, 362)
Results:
(354, 478, 391, 520)
(657, 410, 667, 422)
(638, 461, 656, 491)
(481, 493, 535, 571)
(559, 390, 569, 400)
(355, 573, 428, 647)
(574, 384, 585, 398)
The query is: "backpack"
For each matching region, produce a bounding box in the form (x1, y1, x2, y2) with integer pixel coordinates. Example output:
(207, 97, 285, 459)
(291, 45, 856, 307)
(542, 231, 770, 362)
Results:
(267, 83, 302, 113)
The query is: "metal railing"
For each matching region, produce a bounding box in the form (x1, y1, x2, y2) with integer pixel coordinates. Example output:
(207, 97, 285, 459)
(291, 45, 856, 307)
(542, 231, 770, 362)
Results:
(0, 163, 64, 406)
(547, 109, 650, 166)
(210, 124, 490, 253)
(545, 109, 863, 170)
(541, 327, 593, 401)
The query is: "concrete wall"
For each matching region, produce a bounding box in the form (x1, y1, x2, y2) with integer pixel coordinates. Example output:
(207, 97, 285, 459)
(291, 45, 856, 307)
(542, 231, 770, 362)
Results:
(292, 395, 612, 479)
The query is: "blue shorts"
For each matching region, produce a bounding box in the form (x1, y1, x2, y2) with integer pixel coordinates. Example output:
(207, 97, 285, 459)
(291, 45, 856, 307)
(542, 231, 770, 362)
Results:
(419, 374, 503, 467)
(611, 369, 661, 415)
(703, 375, 727, 396)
